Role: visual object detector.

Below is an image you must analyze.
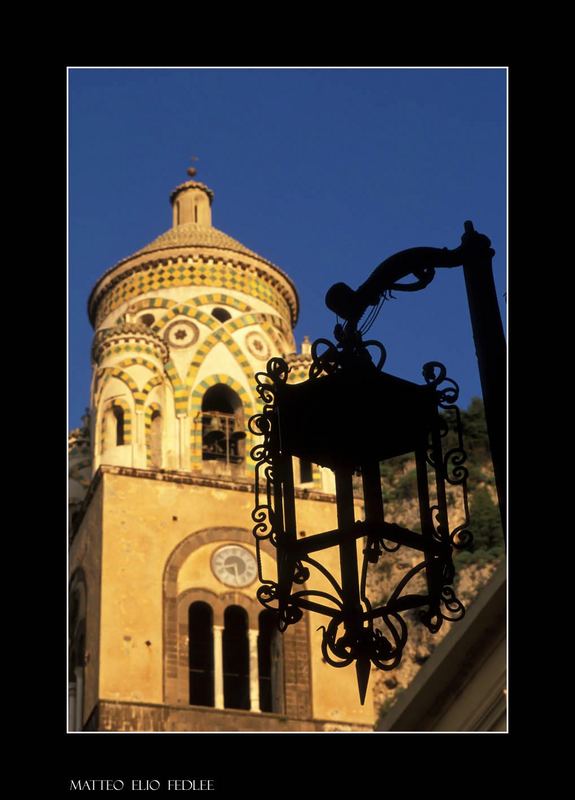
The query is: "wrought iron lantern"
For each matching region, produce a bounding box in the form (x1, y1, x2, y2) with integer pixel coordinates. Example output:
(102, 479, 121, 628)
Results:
(250, 325, 473, 704)
(250, 334, 471, 704)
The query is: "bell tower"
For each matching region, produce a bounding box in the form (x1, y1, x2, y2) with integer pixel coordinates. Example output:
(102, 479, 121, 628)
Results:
(87, 165, 303, 483)
(69, 167, 374, 732)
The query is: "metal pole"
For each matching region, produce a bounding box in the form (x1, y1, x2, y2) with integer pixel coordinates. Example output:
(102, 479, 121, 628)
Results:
(461, 222, 507, 543)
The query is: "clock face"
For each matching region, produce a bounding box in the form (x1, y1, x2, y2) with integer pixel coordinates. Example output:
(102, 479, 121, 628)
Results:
(211, 545, 258, 588)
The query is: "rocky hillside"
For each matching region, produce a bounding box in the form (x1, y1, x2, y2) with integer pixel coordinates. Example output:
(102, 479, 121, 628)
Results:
(365, 397, 505, 724)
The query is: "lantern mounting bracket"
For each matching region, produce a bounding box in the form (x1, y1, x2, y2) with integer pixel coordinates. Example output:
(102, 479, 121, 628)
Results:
(325, 220, 494, 335)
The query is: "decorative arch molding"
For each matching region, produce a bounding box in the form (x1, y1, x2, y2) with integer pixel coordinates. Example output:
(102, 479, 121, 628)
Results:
(109, 306, 285, 420)
(143, 315, 270, 421)
(94, 367, 139, 410)
(137, 374, 164, 407)
(178, 586, 220, 608)
(120, 296, 177, 322)
(163, 527, 271, 705)
(115, 357, 159, 374)
(189, 372, 254, 407)
(109, 360, 163, 408)
(163, 360, 188, 417)
(119, 298, 217, 335)
(154, 306, 218, 333)
(224, 311, 285, 336)
(153, 294, 258, 334)
(95, 364, 165, 413)
(163, 527, 273, 593)
(94, 341, 168, 364)
(184, 312, 287, 395)
(120, 296, 179, 321)
(162, 528, 312, 715)
(187, 313, 275, 371)
(120, 294, 254, 331)
(187, 328, 253, 389)
(188, 375, 255, 470)
(260, 320, 288, 355)
(185, 293, 253, 313)
(178, 587, 261, 629)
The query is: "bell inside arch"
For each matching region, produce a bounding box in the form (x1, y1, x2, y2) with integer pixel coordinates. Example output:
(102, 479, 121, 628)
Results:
(201, 384, 246, 467)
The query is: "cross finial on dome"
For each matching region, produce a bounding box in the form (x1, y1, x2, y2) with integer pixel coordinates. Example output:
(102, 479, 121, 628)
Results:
(187, 156, 199, 178)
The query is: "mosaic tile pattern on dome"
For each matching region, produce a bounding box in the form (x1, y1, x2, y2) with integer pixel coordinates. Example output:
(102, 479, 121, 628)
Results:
(95, 258, 293, 327)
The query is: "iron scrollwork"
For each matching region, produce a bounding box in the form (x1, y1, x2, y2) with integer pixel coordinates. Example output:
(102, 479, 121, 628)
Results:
(423, 360, 473, 552)
(250, 335, 471, 702)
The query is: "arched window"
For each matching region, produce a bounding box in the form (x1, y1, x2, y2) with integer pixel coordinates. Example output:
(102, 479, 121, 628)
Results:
(211, 307, 231, 323)
(201, 385, 246, 466)
(140, 313, 155, 327)
(113, 406, 124, 445)
(223, 605, 250, 710)
(188, 602, 214, 707)
(102, 403, 125, 452)
(150, 409, 162, 468)
(258, 610, 284, 713)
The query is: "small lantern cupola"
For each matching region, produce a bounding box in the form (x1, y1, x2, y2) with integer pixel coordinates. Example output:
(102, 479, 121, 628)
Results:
(170, 164, 214, 228)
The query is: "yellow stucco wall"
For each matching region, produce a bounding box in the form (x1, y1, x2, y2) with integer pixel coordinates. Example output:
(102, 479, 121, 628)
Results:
(95, 470, 374, 726)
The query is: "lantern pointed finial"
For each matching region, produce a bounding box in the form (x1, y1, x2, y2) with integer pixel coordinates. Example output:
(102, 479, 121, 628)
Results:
(356, 654, 371, 706)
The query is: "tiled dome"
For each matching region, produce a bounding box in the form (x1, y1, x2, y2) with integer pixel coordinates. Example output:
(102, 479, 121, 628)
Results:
(88, 171, 299, 328)
(130, 222, 272, 265)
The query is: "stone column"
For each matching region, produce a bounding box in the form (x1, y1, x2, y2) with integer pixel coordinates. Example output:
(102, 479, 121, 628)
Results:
(177, 415, 190, 471)
(133, 410, 147, 468)
(213, 625, 224, 710)
(249, 629, 261, 713)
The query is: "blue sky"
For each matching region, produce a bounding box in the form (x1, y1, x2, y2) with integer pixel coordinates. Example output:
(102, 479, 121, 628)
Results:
(68, 67, 506, 430)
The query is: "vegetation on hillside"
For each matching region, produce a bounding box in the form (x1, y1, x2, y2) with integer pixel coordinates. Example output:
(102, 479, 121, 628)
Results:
(369, 397, 504, 725)
(377, 396, 504, 566)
